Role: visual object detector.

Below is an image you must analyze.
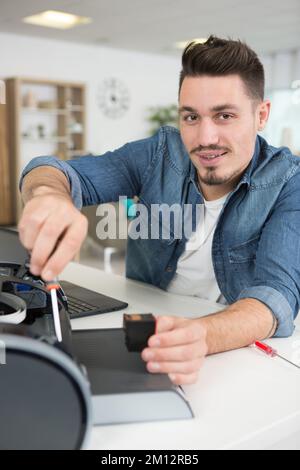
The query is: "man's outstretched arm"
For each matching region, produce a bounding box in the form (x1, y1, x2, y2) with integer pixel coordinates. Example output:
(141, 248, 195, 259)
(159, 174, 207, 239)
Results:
(142, 298, 277, 385)
(200, 297, 277, 354)
(19, 166, 88, 280)
(143, 171, 300, 385)
(19, 130, 162, 279)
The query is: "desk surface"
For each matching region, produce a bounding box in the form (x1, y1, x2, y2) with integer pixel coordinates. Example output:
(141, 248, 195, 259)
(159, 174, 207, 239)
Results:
(62, 262, 300, 450)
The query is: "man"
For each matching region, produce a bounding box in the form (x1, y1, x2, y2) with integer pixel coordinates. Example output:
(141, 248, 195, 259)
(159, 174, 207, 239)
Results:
(19, 36, 300, 385)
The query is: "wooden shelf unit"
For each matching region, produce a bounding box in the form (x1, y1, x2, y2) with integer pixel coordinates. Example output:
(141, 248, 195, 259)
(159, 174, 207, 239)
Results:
(0, 101, 13, 225)
(5, 77, 86, 222)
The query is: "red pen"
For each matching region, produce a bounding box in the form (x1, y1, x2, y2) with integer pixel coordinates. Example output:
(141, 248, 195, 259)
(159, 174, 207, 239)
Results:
(254, 341, 300, 369)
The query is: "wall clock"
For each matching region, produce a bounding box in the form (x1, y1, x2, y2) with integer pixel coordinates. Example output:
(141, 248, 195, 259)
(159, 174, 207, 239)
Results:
(97, 78, 130, 118)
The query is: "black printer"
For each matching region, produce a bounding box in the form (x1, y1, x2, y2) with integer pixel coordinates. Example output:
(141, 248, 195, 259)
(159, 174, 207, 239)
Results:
(0, 262, 92, 450)
(0, 258, 193, 450)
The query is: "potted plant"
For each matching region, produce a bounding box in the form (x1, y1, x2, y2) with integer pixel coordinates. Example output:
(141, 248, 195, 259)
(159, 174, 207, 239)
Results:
(147, 104, 178, 135)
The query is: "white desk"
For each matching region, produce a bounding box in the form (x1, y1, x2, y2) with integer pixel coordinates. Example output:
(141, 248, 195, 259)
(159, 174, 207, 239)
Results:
(62, 262, 300, 450)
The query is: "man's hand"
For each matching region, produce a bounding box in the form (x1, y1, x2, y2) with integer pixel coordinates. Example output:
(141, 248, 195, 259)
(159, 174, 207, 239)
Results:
(18, 193, 88, 281)
(141, 316, 208, 386)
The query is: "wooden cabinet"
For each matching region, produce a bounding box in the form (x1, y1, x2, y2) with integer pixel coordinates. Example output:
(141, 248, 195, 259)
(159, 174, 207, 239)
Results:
(5, 77, 86, 222)
(0, 100, 13, 225)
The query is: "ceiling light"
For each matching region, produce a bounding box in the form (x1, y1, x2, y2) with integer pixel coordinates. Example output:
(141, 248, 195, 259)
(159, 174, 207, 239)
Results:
(175, 38, 207, 50)
(23, 10, 92, 30)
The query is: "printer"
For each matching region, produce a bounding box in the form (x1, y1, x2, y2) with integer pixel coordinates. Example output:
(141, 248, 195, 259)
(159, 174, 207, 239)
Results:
(0, 261, 92, 450)
(0, 258, 193, 450)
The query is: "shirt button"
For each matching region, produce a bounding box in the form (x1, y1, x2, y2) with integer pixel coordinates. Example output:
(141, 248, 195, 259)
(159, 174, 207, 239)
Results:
(165, 266, 173, 272)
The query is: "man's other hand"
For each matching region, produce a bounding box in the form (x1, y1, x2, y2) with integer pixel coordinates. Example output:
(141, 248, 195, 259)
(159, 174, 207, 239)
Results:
(141, 316, 207, 385)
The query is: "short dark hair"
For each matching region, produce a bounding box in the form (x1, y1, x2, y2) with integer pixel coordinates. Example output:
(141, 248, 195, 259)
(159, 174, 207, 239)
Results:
(179, 35, 265, 101)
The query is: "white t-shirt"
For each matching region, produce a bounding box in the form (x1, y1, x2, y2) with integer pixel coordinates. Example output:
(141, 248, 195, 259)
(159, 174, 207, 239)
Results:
(167, 193, 229, 305)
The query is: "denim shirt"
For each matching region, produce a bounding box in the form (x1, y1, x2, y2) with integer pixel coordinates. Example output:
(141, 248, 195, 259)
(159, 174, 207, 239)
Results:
(20, 126, 300, 337)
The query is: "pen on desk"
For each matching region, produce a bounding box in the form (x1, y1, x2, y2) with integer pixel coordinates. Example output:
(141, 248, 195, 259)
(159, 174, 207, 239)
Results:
(46, 278, 62, 343)
(254, 341, 300, 370)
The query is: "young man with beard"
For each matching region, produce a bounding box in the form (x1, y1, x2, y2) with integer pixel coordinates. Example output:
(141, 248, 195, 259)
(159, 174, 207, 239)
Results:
(19, 36, 300, 385)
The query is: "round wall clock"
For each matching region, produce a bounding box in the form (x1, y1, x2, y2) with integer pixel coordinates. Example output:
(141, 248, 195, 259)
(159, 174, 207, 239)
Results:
(97, 78, 130, 118)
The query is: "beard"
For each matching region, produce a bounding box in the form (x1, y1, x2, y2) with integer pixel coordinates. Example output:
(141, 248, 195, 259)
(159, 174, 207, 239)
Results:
(197, 166, 243, 186)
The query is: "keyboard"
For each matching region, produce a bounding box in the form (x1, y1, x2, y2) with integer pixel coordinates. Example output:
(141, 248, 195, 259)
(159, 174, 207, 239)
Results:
(59, 280, 128, 319)
(67, 295, 97, 316)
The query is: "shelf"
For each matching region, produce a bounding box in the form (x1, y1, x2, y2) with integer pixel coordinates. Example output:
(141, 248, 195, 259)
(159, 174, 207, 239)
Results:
(66, 149, 86, 156)
(22, 107, 67, 115)
(22, 137, 69, 143)
(67, 106, 84, 112)
(6, 77, 86, 222)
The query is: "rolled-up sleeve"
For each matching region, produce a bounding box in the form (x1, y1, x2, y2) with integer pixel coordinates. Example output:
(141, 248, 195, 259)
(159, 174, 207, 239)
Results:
(237, 285, 295, 337)
(19, 129, 163, 208)
(20, 156, 84, 209)
(237, 170, 300, 338)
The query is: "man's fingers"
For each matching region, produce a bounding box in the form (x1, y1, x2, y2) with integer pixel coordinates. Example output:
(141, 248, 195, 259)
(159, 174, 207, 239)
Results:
(142, 341, 206, 363)
(18, 208, 48, 252)
(18, 193, 88, 281)
(143, 316, 208, 386)
(29, 216, 70, 274)
(168, 372, 199, 386)
(40, 217, 88, 280)
(154, 316, 186, 334)
(147, 357, 204, 375)
(149, 321, 205, 348)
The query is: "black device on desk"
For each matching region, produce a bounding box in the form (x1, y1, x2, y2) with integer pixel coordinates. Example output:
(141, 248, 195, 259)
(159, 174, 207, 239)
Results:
(0, 241, 193, 438)
(0, 262, 92, 449)
(0, 227, 128, 317)
(73, 328, 193, 425)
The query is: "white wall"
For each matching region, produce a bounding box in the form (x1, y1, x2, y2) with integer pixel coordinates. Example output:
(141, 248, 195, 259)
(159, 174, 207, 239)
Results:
(1, 31, 300, 156)
(261, 49, 300, 92)
(259, 50, 300, 155)
(0, 32, 180, 154)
